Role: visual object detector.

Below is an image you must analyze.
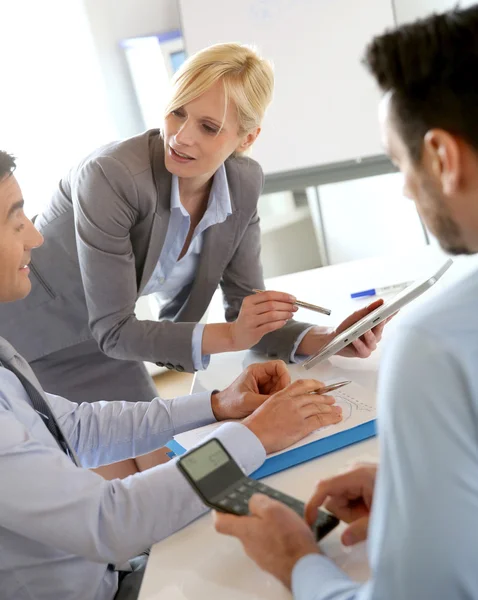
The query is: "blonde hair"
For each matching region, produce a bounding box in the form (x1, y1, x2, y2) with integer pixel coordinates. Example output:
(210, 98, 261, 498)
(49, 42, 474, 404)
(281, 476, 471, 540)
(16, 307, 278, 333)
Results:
(164, 43, 274, 139)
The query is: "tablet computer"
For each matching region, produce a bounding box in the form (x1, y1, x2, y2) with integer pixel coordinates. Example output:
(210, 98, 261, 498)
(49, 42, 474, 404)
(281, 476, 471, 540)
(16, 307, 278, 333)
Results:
(302, 258, 453, 370)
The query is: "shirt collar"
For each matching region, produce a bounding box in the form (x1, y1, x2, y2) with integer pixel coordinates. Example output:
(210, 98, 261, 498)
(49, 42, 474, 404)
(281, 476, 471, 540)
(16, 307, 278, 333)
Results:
(170, 163, 232, 224)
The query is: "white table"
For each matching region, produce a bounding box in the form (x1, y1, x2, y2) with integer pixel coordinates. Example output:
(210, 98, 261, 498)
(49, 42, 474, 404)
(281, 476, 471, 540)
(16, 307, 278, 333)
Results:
(139, 246, 472, 600)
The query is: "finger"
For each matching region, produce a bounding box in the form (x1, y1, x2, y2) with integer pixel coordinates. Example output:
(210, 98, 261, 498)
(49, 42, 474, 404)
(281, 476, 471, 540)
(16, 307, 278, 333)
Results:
(248, 290, 296, 306)
(256, 320, 289, 337)
(252, 360, 290, 385)
(366, 299, 384, 312)
(297, 393, 336, 409)
(301, 396, 341, 412)
(249, 493, 287, 517)
(304, 406, 342, 430)
(370, 320, 387, 339)
(324, 495, 369, 523)
(255, 360, 291, 393)
(341, 517, 370, 546)
(362, 329, 377, 349)
(305, 471, 368, 525)
(370, 325, 385, 340)
(253, 310, 295, 327)
(254, 300, 298, 316)
(213, 510, 253, 537)
(350, 337, 370, 358)
(335, 301, 381, 333)
(286, 378, 326, 396)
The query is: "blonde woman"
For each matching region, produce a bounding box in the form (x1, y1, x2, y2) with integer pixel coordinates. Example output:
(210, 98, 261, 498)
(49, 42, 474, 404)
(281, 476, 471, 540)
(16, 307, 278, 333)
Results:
(0, 43, 385, 406)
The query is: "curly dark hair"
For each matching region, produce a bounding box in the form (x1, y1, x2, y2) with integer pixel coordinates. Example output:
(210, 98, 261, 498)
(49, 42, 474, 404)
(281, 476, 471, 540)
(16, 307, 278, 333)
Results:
(363, 5, 478, 161)
(0, 151, 16, 180)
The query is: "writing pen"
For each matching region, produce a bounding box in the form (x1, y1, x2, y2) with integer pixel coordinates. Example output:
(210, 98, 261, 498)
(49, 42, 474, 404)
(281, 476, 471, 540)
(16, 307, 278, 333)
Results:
(309, 380, 351, 395)
(252, 289, 331, 316)
(350, 281, 413, 299)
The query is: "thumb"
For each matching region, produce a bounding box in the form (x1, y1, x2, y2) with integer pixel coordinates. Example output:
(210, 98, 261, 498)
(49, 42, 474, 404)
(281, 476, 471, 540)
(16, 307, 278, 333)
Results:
(341, 516, 370, 546)
(213, 510, 250, 537)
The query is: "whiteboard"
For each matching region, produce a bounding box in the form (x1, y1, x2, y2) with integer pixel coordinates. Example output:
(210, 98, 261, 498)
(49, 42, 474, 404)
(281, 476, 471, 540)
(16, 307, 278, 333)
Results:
(179, 0, 395, 175)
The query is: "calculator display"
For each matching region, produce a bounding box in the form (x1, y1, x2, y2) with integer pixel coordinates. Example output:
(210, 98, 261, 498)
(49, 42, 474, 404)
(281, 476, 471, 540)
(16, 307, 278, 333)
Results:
(180, 439, 231, 481)
(177, 438, 340, 541)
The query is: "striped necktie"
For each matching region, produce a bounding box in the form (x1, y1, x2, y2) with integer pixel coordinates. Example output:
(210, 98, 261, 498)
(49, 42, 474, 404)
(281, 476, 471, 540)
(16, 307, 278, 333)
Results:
(2, 359, 73, 461)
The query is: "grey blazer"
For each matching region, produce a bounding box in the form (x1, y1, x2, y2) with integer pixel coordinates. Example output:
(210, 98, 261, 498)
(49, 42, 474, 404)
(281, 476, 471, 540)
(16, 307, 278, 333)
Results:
(0, 130, 312, 372)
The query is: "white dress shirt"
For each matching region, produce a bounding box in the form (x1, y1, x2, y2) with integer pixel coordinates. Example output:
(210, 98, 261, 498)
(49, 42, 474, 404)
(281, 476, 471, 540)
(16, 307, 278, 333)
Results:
(0, 357, 265, 600)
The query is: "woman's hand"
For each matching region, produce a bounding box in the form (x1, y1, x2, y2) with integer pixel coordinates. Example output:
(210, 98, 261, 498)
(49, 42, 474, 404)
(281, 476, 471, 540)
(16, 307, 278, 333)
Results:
(298, 299, 393, 359)
(228, 291, 298, 351)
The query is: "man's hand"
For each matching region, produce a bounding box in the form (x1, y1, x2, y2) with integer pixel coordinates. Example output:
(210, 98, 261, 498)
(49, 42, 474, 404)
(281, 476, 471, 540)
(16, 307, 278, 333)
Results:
(242, 378, 342, 453)
(305, 463, 377, 546)
(298, 299, 393, 359)
(211, 360, 291, 421)
(228, 291, 298, 351)
(214, 494, 318, 589)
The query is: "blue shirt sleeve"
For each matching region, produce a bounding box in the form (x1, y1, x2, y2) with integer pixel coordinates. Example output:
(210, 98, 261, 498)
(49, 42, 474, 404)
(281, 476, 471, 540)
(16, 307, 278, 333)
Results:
(364, 324, 478, 599)
(289, 326, 334, 363)
(192, 323, 210, 370)
(292, 554, 360, 600)
(0, 380, 265, 566)
(290, 320, 478, 600)
(289, 326, 315, 362)
(50, 389, 216, 468)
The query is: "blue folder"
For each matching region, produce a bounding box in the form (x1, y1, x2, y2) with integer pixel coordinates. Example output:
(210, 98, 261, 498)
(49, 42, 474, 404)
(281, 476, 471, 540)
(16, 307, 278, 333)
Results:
(166, 419, 376, 479)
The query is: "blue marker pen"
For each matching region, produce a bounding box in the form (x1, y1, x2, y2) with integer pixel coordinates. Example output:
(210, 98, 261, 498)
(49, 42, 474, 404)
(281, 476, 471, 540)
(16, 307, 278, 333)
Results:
(350, 281, 413, 299)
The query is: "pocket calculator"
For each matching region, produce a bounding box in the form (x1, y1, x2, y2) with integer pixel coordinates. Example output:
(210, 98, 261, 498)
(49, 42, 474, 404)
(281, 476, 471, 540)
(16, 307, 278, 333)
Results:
(177, 437, 339, 541)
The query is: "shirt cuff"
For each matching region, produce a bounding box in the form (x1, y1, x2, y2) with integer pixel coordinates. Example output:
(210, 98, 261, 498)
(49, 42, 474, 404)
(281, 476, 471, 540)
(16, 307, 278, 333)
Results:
(290, 326, 335, 363)
(292, 553, 360, 600)
(212, 422, 266, 475)
(192, 323, 211, 371)
(170, 391, 216, 435)
(290, 326, 315, 362)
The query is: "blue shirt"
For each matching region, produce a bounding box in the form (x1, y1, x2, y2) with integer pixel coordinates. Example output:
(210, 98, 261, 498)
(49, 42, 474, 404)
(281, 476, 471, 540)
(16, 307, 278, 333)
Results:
(292, 265, 478, 600)
(141, 164, 311, 369)
(141, 164, 232, 370)
(0, 360, 265, 600)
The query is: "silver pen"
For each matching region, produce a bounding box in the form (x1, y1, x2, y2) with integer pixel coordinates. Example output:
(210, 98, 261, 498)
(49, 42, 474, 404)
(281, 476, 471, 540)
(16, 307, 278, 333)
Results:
(309, 380, 351, 395)
(252, 289, 331, 316)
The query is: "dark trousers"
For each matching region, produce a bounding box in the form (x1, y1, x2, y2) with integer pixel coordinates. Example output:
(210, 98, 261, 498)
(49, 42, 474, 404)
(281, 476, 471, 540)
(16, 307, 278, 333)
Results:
(114, 553, 149, 600)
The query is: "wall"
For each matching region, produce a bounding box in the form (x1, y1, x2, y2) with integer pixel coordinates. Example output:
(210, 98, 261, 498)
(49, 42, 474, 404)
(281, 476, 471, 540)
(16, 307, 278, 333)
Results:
(82, 0, 181, 138)
(0, 0, 116, 215)
(394, 0, 477, 22)
(317, 173, 428, 265)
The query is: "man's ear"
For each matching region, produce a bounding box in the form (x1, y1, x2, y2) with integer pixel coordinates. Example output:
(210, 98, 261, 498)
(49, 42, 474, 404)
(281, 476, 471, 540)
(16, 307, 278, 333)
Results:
(423, 129, 461, 195)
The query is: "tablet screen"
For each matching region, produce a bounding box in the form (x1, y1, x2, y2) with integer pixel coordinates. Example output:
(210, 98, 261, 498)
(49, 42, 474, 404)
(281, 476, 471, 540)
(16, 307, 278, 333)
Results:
(302, 258, 453, 369)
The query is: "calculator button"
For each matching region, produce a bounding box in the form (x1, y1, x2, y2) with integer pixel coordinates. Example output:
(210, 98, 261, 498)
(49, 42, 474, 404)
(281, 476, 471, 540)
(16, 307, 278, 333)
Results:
(228, 492, 239, 500)
(217, 499, 230, 508)
(245, 480, 255, 487)
(237, 485, 248, 493)
(257, 483, 268, 492)
(233, 504, 246, 514)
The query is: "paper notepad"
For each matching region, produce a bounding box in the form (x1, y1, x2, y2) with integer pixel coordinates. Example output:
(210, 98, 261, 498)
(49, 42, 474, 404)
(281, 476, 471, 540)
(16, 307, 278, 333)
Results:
(169, 381, 376, 478)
